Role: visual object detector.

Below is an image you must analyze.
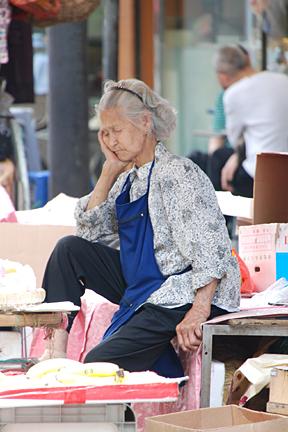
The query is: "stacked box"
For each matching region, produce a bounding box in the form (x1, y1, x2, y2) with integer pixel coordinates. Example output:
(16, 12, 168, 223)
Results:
(239, 223, 288, 292)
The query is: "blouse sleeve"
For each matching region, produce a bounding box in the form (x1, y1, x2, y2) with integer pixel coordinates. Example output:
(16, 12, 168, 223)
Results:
(74, 174, 125, 242)
(160, 159, 232, 290)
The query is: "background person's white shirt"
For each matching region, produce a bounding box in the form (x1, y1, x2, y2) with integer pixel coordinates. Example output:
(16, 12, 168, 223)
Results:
(224, 71, 288, 178)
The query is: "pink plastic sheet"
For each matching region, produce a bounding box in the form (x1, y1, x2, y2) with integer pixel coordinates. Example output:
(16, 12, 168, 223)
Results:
(0, 382, 180, 404)
(0, 185, 17, 222)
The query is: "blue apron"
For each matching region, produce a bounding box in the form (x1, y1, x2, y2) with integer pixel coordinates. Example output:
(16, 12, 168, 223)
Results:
(103, 161, 190, 377)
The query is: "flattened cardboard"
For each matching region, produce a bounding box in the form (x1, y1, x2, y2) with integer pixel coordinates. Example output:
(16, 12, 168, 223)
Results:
(253, 153, 288, 225)
(145, 405, 288, 432)
(0, 223, 75, 287)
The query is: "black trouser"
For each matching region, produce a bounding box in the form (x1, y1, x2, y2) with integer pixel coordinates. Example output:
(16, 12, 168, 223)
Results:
(188, 148, 254, 198)
(43, 235, 226, 371)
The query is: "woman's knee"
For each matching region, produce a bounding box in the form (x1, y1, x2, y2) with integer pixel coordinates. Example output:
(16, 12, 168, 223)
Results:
(47, 236, 87, 269)
(84, 344, 108, 364)
(54, 235, 83, 256)
(55, 235, 110, 256)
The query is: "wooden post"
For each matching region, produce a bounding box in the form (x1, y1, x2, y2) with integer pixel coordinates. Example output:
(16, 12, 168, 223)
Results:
(118, 0, 135, 79)
(139, 0, 154, 87)
(103, 0, 118, 81)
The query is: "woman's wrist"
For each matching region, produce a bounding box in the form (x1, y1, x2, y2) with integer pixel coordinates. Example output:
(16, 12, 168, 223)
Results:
(86, 171, 117, 211)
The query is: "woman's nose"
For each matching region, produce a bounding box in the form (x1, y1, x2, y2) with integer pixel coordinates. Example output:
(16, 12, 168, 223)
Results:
(110, 133, 118, 146)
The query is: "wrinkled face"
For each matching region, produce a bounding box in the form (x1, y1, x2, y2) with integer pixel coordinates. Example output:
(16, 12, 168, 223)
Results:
(100, 108, 147, 163)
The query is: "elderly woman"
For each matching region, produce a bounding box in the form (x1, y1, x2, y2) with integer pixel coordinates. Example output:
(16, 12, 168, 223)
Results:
(42, 79, 240, 377)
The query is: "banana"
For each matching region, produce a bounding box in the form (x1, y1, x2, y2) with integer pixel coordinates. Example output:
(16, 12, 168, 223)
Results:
(5, 268, 17, 274)
(26, 358, 82, 380)
(26, 359, 127, 386)
(115, 368, 125, 384)
(55, 362, 126, 385)
(81, 362, 120, 377)
(56, 371, 116, 386)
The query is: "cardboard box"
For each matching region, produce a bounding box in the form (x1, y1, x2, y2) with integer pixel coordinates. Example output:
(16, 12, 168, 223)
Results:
(269, 367, 288, 405)
(267, 367, 288, 416)
(145, 405, 288, 432)
(253, 153, 288, 225)
(238, 223, 288, 292)
(0, 223, 75, 287)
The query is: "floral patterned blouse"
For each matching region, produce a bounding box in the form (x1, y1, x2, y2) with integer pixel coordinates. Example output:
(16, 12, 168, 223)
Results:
(75, 142, 240, 312)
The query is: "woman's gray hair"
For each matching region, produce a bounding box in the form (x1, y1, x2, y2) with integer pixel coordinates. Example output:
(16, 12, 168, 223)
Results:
(213, 45, 249, 77)
(97, 79, 177, 141)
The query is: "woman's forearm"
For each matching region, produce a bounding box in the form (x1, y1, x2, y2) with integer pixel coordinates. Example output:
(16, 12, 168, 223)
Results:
(86, 163, 119, 211)
(176, 278, 219, 351)
(192, 278, 219, 318)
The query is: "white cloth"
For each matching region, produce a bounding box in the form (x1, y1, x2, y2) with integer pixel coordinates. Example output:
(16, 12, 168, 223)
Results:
(224, 71, 288, 178)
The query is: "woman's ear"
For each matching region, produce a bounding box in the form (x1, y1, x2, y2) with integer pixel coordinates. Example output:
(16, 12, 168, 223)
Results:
(141, 112, 152, 133)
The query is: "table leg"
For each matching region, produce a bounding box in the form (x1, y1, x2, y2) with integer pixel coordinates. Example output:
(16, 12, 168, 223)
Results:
(200, 325, 213, 407)
(20, 327, 28, 358)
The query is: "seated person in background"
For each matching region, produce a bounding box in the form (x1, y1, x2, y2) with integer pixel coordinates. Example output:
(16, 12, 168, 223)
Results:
(188, 89, 228, 174)
(189, 45, 253, 197)
(41, 79, 240, 378)
(208, 89, 228, 153)
(210, 44, 250, 153)
(214, 44, 288, 198)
